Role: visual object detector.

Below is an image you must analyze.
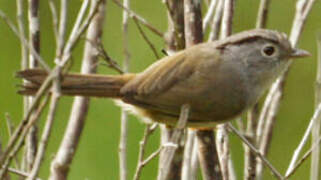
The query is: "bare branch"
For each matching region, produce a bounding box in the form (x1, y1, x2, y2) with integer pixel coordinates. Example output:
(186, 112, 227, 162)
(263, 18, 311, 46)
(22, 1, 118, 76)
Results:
(134, 124, 158, 180)
(202, 0, 218, 31)
(119, 0, 130, 179)
(48, 0, 59, 47)
(285, 103, 321, 176)
(0, 10, 50, 71)
(0, 74, 52, 170)
(244, 105, 259, 180)
(49, 1, 106, 179)
(256, 0, 271, 28)
(133, 18, 160, 59)
(27, 92, 61, 180)
(220, 0, 234, 38)
(26, 0, 41, 171)
(228, 124, 284, 180)
(197, 130, 223, 180)
(94, 42, 123, 74)
(0, 94, 50, 179)
(285, 136, 321, 179)
(7, 167, 42, 180)
(112, 0, 163, 37)
(311, 34, 321, 180)
(208, 0, 223, 41)
(157, 104, 190, 180)
(181, 130, 196, 180)
(57, 0, 68, 56)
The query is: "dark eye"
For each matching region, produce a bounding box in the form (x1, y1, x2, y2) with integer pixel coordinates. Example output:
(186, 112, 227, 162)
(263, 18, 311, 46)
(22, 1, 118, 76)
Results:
(262, 45, 275, 56)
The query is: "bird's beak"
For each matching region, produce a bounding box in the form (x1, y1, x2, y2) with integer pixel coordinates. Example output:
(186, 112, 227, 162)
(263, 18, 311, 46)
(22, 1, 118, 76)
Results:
(290, 48, 311, 58)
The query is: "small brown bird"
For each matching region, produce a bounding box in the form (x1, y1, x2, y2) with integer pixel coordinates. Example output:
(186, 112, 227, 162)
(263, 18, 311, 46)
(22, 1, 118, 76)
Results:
(17, 29, 310, 128)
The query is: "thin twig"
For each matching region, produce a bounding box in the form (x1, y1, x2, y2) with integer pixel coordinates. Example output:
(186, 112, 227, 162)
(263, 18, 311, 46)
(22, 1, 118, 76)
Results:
(256, 0, 271, 29)
(228, 123, 284, 180)
(0, 75, 53, 171)
(27, 92, 61, 180)
(57, 0, 68, 56)
(202, 0, 218, 32)
(49, 1, 106, 179)
(244, 105, 259, 180)
(181, 130, 196, 180)
(0, 10, 50, 71)
(6, 167, 42, 180)
(220, 0, 234, 39)
(285, 103, 321, 176)
(26, 0, 41, 171)
(133, 124, 158, 180)
(285, 136, 321, 179)
(95, 42, 123, 74)
(112, 0, 163, 37)
(311, 34, 321, 180)
(208, 0, 224, 41)
(119, 0, 130, 179)
(0, 94, 50, 179)
(5, 113, 14, 138)
(48, 0, 59, 46)
(157, 104, 190, 180)
(133, 18, 160, 59)
(163, 0, 185, 51)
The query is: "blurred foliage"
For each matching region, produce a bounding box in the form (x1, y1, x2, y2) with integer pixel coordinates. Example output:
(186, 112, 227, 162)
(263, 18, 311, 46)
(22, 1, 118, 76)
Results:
(0, 0, 320, 179)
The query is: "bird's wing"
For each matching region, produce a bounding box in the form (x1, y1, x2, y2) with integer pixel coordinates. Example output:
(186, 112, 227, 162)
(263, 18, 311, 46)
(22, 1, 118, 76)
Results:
(120, 50, 199, 96)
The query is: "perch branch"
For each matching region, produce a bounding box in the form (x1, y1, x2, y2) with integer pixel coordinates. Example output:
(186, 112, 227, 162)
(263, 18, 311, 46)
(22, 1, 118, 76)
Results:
(157, 104, 190, 180)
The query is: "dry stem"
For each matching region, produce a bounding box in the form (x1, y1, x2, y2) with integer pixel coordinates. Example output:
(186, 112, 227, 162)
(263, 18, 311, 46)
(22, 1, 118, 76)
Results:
(49, 1, 106, 179)
(157, 104, 190, 180)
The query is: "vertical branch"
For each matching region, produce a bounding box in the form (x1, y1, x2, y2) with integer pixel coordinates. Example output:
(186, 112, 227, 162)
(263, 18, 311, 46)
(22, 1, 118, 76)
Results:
(16, 0, 29, 116)
(159, 1, 185, 179)
(311, 34, 321, 180)
(57, 0, 68, 56)
(181, 130, 196, 180)
(256, 0, 271, 29)
(49, 1, 106, 179)
(197, 130, 223, 180)
(244, 105, 259, 180)
(202, 0, 218, 32)
(157, 104, 190, 180)
(26, 0, 41, 171)
(208, 0, 223, 41)
(27, 90, 61, 180)
(119, 0, 130, 179)
(216, 0, 235, 179)
(220, 0, 234, 38)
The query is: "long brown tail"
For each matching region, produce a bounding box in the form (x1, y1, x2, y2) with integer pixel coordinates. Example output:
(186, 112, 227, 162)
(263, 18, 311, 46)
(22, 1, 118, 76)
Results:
(17, 69, 135, 98)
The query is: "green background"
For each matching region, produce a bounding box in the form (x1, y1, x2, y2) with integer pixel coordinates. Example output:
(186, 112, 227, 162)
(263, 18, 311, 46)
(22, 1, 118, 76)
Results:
(0, 0, 321, 179)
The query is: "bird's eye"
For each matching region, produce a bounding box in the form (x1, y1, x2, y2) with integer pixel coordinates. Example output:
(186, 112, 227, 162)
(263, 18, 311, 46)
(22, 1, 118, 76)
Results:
(262, 45, 276, 57)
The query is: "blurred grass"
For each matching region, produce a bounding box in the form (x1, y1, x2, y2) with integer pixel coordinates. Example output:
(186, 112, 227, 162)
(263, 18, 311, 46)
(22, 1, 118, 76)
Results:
(0, 0, 320, 179)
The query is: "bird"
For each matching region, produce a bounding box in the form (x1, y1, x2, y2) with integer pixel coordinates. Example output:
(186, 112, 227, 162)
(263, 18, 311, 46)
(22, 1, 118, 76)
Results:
(17, 29, 310, 128)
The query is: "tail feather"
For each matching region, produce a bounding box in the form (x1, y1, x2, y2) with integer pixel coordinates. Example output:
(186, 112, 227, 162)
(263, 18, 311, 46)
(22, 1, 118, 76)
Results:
(17, 69, 135, 98)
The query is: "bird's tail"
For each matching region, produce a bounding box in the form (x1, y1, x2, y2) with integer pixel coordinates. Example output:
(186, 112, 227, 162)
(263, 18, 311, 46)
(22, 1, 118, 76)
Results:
(17, 69, 135, 98)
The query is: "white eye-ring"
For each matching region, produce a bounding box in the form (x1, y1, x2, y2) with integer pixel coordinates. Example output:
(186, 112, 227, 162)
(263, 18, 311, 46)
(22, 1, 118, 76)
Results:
(261, 44, 278, 57)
